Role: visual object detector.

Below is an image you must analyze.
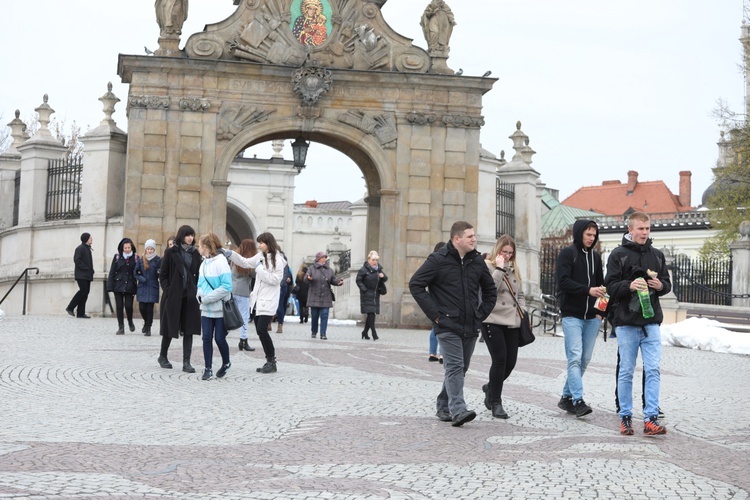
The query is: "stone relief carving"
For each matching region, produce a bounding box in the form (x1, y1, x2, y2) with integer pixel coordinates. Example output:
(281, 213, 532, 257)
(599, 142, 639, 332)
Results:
(442, 114, 484, 128)
(217, 105, 276, 141)
(338, 110, 397, 149)
(129, 95, 171, 109)
(184, 0, 430, 73)
(406, 112, 438, 126)
(292, 64, 333, 107)
(179, 98, 211, 112)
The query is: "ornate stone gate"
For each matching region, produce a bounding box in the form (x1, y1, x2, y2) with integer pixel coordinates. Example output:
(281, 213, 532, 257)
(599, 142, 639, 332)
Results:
(117, 0, 495, 326)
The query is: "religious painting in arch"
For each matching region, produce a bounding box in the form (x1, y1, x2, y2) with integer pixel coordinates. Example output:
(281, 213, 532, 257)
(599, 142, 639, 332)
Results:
(290, 0, 333, 47)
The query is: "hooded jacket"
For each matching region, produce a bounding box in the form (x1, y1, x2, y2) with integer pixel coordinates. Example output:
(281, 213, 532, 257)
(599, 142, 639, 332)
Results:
(604, 233, 671, 327)
(409, 240, 497, 337)
(107, 238, 138, 294)
(555, 220, 604, 319)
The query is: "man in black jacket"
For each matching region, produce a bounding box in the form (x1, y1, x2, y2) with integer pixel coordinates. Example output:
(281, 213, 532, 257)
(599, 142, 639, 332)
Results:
(409, 221, 497, 427)
(605, 211, 670, 436)
(66, 232, 94, 318)
(555, 220, 606, 418)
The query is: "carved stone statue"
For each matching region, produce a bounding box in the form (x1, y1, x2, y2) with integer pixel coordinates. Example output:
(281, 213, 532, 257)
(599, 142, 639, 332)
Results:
(155, 0, 188, 37)
(420, 0, 455, 54)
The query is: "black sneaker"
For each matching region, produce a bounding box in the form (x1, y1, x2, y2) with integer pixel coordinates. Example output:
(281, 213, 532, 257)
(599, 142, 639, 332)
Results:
(658, 407, 665, 419)
(557, 397, 575, 414)
(451, 410, 477, 427)
(257, 361, 277, 373)
(216, 362, 231, 378)
(201, 369, 213, 381)
(573, 399, 593, 418)
(436, 410, 452, 422)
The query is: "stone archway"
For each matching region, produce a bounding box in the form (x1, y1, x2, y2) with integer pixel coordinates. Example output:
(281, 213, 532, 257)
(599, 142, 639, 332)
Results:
(117, 0, 495, 326)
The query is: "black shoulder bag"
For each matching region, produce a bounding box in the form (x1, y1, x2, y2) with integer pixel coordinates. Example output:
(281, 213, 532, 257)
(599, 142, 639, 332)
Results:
(502, 274, 535, 347)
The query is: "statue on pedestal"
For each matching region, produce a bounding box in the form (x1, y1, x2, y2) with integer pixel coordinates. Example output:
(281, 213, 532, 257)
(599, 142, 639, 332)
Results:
(155, 0, 188, 37)
(420, 0, 455, 54)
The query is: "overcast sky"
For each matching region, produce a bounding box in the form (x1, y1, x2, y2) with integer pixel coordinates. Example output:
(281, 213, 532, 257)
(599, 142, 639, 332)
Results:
(0, 0, 745, 206)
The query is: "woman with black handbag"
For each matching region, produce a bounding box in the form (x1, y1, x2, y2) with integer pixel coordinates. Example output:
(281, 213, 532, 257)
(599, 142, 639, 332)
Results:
(196, 233, 233, 381)
(355, 250, 388, 340)
(481, 234, 525, 419)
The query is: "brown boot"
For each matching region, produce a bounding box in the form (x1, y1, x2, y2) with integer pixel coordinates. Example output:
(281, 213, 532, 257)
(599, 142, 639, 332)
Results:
(276, 323, 283, 334)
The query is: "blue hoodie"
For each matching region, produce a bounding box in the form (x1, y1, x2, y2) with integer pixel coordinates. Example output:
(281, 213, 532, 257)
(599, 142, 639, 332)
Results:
(197, 254, 232, 318)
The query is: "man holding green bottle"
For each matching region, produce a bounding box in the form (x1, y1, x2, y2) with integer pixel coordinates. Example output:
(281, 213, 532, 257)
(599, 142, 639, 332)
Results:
(605, 211, 671, 436)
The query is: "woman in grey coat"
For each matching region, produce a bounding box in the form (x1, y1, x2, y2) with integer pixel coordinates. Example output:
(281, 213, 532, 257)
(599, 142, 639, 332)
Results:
(304, 251, 343, 340)
(355, 250, 388, 340)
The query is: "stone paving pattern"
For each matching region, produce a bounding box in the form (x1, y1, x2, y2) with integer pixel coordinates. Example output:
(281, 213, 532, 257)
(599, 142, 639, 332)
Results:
(0, 315, 748, 499)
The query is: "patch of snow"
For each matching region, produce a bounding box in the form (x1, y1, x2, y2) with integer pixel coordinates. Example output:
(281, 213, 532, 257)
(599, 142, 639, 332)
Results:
(661, 317, 750, 356)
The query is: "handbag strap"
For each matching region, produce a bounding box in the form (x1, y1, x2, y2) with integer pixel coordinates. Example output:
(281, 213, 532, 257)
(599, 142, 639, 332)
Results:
(202, 263, 231, 300)
(501, 273, 524, 320)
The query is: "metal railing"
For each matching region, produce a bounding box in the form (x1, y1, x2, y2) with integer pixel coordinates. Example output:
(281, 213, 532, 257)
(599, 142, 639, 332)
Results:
(45, 157, 82, 221)
(0, 267, 40, 315)
(496, 179, 515, 238)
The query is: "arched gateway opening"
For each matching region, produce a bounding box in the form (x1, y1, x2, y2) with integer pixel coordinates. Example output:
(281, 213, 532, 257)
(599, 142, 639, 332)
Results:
(117, 0, 494, 327)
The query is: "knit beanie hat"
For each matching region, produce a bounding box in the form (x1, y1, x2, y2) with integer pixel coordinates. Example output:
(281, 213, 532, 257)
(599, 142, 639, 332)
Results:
(145, 239, 157, 251)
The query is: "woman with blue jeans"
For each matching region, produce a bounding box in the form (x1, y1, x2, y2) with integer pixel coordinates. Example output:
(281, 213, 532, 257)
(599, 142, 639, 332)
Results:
(196, 233, 233, 381)
(231, 239, 257, 352)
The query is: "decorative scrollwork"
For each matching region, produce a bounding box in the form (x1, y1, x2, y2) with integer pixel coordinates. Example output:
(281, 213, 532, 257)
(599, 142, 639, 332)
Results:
(179, 98, 211, 112)
(442, 114, 485, 128)
(406, 111, 437, 125)
(128, 95, 171, 109)
(217, 105, 276, 141)
(338, 110, 397, 149)
(292, 64, 333, 107)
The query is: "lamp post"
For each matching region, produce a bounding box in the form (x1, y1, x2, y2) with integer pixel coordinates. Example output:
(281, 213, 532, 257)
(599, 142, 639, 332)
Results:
(291, 135, 309, 173)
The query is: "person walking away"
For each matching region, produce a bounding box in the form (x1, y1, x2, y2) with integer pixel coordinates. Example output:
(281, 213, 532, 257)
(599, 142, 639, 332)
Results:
(305, 251, 344, 340)
(275, 253, 294, 333)
(224, 232, 284, 373)
(481, 235, 524, 419)
(409, 221, 497, 427)
(294, 264, 310, 323)
(605, 211, 671, 436)
(426, 242, 446, 363)
(66, 232, 94, 318)
(107, 238, 139, 335)
(356, 250, 388, 340)
(158, 225, 202, 373)
(232, 239, 257, 352)
(196, 233, 233, 380)
(555, 220, 606, 418)
(134, 239, 161, 336)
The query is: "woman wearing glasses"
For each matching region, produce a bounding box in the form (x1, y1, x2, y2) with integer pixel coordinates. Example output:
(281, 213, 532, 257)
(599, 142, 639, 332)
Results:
(481, 234, 525, 419)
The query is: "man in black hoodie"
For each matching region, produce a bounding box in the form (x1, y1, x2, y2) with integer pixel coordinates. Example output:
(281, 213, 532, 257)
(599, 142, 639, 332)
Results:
(605, 211, 670, 436)
(555, 220, 606, 418)
(409, 221, 497, 427)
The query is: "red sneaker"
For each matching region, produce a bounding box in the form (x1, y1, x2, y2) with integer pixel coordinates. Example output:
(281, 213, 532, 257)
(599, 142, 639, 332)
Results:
(643, 417, 667, 435)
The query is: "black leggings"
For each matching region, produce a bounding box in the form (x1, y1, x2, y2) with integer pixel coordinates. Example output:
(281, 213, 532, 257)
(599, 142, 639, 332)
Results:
(113, 293, 134, 326)
(363, 313, 376, 336)
(254, 314, 276, 361)
(139, 302, 155, 328)
(160, 332, 194, 362)
(481, 324, 520, 404)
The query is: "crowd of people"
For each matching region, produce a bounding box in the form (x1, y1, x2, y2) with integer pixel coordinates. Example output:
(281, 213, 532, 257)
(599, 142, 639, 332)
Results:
(67, 213, 669, 435)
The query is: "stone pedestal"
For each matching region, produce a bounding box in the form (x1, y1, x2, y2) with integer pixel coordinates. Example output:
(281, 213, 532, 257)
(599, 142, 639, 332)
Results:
(730, 222, 750, 308)
(155, 36, 181, 57)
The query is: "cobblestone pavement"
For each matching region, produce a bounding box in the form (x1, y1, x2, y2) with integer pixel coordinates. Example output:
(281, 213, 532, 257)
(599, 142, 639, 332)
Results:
(0, 314, 748, 499)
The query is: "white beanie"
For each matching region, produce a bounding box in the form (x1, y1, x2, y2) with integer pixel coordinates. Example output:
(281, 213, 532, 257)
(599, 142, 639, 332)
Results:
(145, 239, 157, 251)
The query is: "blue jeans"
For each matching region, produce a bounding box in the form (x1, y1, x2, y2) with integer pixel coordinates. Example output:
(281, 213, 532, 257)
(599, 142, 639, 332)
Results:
(310, 307, 329, 335)
(201, 316, 230, 370)
(428, 328, 442, 356)
(276, 284, 288, 324)
(616, 324, 662, 421)
(436, 332, 477, 416)
(234, 295, 250, 340)
(561, 317, 601, 401)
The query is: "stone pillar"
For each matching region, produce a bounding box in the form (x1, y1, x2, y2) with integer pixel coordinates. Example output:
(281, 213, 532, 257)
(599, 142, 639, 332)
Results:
(17, 95, 67, 226)
(496, 122, 542, 306)
(730, 221, 750, 308)
(477, 147, 504, 251)
(349, 198, 368, 270)
(659, 248, 686, 324)
(0, 110, 27, 230)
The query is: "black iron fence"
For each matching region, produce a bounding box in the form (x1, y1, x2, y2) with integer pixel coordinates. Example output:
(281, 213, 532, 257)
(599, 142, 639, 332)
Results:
(540, 244, 563, 297)
(671, 255, 732, 306)
(45, 157, 82, 221)
(496, 179, 515, 238)
(336, 249, 351, 276)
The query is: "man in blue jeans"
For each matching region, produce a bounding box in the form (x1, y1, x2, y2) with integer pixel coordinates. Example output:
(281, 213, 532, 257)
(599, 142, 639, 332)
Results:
(555, 219, 606, 418)
(605, 211, 670, 436)
(409, 221, 496, 427)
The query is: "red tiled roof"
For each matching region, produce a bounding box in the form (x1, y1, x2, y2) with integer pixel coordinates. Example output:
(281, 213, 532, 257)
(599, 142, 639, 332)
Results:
(562, 180, 691, 216)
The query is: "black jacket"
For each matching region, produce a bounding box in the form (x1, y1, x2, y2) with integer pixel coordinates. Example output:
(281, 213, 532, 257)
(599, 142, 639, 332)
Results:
(73, 242, 94, 281)
(356, 262, 388, 314)
(107, 238, 138, 294)
(409, 241, 497, 337)
(604, 234, 672, 327)
(159, 243, 202, 337)
(555, 219, 604, 319)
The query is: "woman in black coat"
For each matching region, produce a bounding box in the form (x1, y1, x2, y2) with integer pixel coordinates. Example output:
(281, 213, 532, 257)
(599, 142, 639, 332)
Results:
(158, 225, 202, 373)
(107, 237, 139, 335)
(294, 264, 310, 323)
(355, 250, 388, 340)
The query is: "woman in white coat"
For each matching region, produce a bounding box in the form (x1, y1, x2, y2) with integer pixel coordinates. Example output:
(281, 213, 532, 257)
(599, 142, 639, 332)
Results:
(225, 232, 285, 373)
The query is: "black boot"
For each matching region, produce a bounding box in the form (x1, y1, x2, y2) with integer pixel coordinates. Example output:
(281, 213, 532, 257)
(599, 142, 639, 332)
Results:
(372, 330, 378, 341)
(257, 358, 277, 373)
(128, 320, 136, 332)
(183, 360, 196, 373)
(492, 402, 509, 419)
(157, 356, 172, 369)
(116, 324, 125, 335)
(144, 327, 151, 337)
(361, 330, 370, 340)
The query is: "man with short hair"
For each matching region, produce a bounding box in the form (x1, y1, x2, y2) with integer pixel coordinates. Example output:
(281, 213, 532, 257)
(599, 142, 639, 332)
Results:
(409, 221, 497, 427)
(555, 220, 605, 418)
(605, 211, 670, 436)
(66, 232, 94, 318)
